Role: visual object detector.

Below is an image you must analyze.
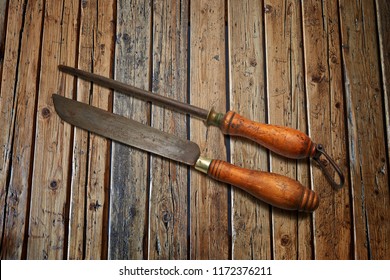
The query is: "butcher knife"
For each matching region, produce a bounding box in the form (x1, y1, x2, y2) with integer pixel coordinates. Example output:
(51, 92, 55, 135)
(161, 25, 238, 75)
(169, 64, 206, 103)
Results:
(52, 94, 319, 211)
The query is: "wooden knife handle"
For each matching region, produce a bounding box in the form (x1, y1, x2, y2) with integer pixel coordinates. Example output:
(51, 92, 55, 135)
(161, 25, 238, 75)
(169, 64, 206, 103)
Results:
(195, 157, 319, 212)
(207, 110, 317, 159)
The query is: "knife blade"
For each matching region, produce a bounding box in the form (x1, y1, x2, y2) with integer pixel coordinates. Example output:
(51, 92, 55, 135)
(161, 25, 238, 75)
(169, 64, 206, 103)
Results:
(53, 94, 319, 211)
(58, 65, 344, 189)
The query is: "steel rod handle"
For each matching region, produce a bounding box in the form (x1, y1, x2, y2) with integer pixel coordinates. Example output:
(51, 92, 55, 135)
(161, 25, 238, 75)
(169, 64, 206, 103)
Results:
(208, 111, 317, 159)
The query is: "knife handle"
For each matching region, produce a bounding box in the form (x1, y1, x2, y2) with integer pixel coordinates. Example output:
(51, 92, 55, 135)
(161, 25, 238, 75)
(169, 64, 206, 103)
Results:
(207, 110, 316, 159)
(195, 157, 319, 212)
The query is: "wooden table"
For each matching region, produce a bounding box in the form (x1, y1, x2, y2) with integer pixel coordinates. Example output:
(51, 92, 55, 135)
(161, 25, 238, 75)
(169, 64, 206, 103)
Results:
(0, 0, 389, 260)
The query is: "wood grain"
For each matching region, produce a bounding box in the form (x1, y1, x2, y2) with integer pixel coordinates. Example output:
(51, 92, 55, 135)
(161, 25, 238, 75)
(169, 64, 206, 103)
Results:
(227, 0, 271, 260)
(0, 0, 24, 250)
(27, 0, 79, 259)
(68, 0, 114, 260)
(0, 0, 7, 68)
(265, 0, 310, 259)
(0, 0, 43, 259)
(85, 0, 114, 260)
(339, 0, 389, 259)
(376, 0, 390, 165)
(67, 0, 95, 259)
(148, 0, 189, 260)
(302, 0, 351, 259)
(0, 0, 389, 260)
(190, 0, 229, 259)
(109, 0, 152, 259)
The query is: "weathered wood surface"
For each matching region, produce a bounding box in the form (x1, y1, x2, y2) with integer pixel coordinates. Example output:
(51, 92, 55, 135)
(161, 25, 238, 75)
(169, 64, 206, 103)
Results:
(228, 0, 270, 259)
(0, 0, 43, 259)
(68, 0, 114, 260)
(376, 0, 390, 177)
(302, 0, 351, 259)
(265, 0, 310, 260)
(339, 0, 389, 259)
(109, 0, 151, 260)
(190, 0, 229, 259)
(149, 0, 189, 259)
(0, 0, 389, 260)
(0, 0, 24, 257)
(0, 0, 8, 66)
(26, 0, 78, 260)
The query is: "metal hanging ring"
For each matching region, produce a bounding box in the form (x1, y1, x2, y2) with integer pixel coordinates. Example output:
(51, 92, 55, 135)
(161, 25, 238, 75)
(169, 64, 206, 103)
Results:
(312, 144, 345, 189)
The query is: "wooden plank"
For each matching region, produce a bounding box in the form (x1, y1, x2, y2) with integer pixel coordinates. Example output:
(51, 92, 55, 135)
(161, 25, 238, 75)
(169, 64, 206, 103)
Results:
(264, 0, 311, 259)
(68, 0, 114, 260)
(66, 0, 94, 259)
(109, 0, 152, 259)
(227, 0, 271, 260)
(190, 0, 229, 259)
(302, 0, 351, 259)
(376, 0, 390, 165)
(0, 0, 25, 253)
(339, 0, 390, 259)
(84, 0, 114, 260)
(285, 1, 313, 260)
(0, 0, 8, 68)
(0, 0, 44, 259)
(148, 0, 189, 259)
(27, 0, 79, 260)
(0, 0, 7, 49)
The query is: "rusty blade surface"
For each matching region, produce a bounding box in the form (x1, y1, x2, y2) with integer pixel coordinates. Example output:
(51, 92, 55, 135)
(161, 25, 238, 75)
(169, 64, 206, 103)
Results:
(53, 94, 200, 165)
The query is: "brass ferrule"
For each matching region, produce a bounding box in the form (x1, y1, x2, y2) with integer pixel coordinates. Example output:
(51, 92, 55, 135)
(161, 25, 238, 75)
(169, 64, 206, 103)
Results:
(206, 107, 224, 127)
(194, 156, 212, 174)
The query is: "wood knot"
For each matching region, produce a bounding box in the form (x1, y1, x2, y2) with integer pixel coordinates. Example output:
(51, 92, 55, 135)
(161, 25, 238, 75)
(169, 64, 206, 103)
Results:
(49, 180, 58, 190)
(41, 107, 51, 119)
(264, 4, 273, 13)
(81, 0, 88, 8)
(122, 33, 130, 43)
(311, 74, 324, 84)
(280, 234, 291, 247)
(9, 191, 19, 203)
(129, 207, 136, 218)
(330, 54, 338, 64)
(162, 211, 172, 222)
(89, 200, 102, 211)
(250, 59, 257, 67)
(162, 211, 172, 228)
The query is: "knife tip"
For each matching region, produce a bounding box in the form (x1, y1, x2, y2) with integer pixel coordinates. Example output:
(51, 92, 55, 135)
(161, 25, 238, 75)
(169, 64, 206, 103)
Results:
(52, 94, 71, 122)
(52, 94, 65, 109)
(52, 94, 60, 106)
